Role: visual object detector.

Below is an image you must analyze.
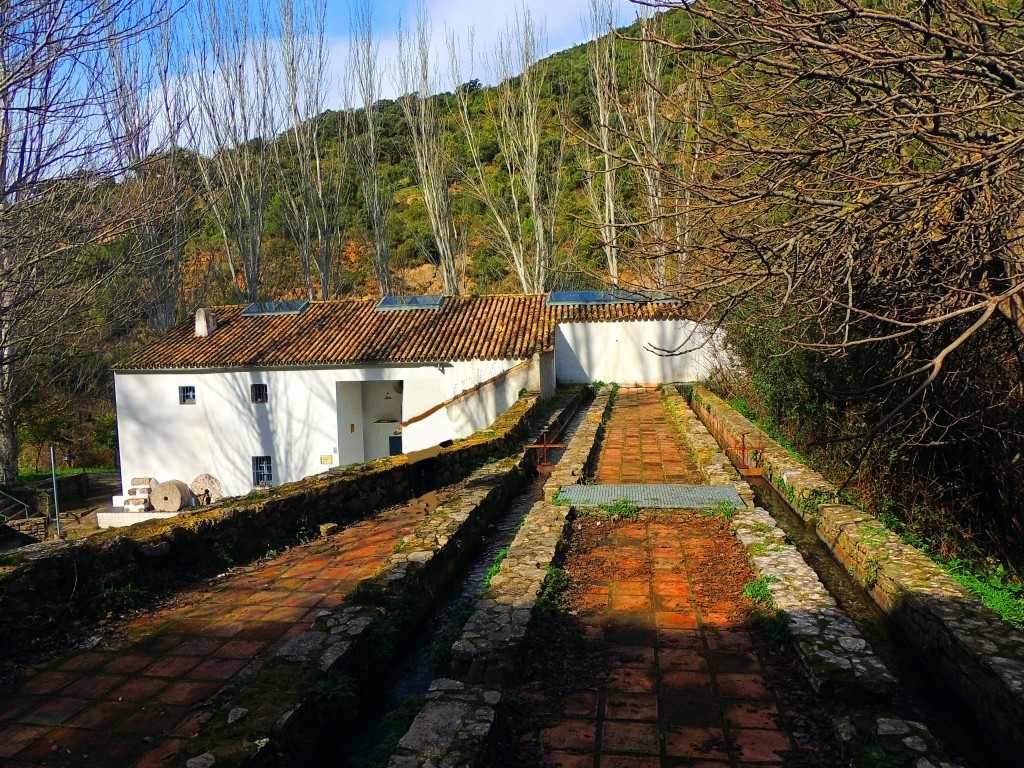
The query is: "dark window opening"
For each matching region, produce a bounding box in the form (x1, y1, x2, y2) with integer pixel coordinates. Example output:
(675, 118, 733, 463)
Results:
(251, 383, 268, 403)
(179, 385, 196, 405)
(252, 455, 272, 486)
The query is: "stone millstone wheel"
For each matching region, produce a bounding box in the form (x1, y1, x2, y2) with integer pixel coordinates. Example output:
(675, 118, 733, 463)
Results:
(190, 474, 224, 506)
(150, 479, 193, 512)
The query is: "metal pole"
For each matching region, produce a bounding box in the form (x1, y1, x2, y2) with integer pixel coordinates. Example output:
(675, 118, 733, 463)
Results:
(50, 446, 62, 538)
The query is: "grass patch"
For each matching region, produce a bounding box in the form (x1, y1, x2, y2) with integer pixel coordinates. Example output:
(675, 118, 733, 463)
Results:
(481, 547, 510, 593)
(699, 499, 738, 521)
(16, 466, 118, 484)
(536, 565, 571, 619)
(946, 561, 1024, 629)
(595, 499, 640, 520)
(742, 575, 778, 606)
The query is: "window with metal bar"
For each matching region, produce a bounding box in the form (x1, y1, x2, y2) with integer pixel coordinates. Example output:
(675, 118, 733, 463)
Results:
(179, 386, 196, 405)
(251, 383, 268, 404)
(252, 455, 272, 487)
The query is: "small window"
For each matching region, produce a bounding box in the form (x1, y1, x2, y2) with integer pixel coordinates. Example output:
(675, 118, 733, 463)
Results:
(179, 385, 196, 405)
(251, 383, 268, 404)
(252, 455, 272, 487)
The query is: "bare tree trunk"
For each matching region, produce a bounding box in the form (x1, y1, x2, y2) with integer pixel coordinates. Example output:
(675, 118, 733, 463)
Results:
(395, 5, 463, 295)
(350, 0, 394, 298)
(616, 11, 674, 289)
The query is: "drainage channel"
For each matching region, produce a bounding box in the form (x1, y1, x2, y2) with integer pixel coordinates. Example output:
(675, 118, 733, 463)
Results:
(749, 477, 1007, 766)
(326, 399, 594, 767)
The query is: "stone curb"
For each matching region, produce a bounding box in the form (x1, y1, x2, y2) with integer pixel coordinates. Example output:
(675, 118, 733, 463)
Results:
(691, 385, 1024, 755)
(386, 388, 615, 768)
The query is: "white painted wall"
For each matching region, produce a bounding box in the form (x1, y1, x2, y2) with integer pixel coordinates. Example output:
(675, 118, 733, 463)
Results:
(114, 358, 530, 499)
(554, 320, 724, 385)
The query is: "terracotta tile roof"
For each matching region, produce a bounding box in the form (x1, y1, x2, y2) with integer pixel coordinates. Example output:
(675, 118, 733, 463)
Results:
(116, 294, 689, 371)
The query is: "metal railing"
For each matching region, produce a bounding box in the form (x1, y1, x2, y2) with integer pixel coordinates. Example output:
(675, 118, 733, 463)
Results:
(692, 398, 766, 477)
(0, 486, 31, 523)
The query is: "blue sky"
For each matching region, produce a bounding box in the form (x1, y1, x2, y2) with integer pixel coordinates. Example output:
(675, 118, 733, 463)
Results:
(322, 0, 644, 99)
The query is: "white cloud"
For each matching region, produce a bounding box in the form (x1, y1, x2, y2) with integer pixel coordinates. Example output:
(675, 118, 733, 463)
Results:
(324, 0, 641, 103)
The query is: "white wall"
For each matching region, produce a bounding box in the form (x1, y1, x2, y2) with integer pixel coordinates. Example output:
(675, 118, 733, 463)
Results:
(554, 320, 724, 385)
(114, 359, 530, 499)
(442, 358, 531, 440)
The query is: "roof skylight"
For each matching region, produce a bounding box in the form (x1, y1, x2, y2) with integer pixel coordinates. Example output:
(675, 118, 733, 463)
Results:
(375, 295, 445, 312)
(241, 300, 310, 317)
(546, 290, 674, 306)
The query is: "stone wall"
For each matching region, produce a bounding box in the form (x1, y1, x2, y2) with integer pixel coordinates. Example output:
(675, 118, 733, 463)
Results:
(0, 393, 552, 665)
(388, 387, 615, 768)
(691, 385, 1024, 754)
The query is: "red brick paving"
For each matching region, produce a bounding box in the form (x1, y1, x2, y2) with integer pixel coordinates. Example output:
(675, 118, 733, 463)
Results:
(534, 520, 801, 767)
(595, 388, 702, 484)
(0, 500, 430, 767)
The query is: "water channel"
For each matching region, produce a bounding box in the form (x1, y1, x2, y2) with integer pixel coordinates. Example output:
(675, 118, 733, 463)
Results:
(750, 477, 1006, 766)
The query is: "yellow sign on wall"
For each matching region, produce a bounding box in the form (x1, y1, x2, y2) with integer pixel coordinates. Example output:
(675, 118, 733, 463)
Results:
(320, 455, 334, 465)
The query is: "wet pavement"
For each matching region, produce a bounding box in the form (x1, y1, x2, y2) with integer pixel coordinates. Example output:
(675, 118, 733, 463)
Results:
(0, 495, 439, 767)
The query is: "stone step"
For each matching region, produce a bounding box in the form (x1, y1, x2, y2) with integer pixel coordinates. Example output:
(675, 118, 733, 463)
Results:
(130, 477, 153, 487)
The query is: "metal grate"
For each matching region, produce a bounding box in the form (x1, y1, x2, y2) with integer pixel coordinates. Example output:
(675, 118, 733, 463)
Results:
(557, 484, 744, 509)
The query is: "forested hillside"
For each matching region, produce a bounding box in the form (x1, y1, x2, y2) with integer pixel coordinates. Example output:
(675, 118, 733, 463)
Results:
(6, 0, 1024, 584)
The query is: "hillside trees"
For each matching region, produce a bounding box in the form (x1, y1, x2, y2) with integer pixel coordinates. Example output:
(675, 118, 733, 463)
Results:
(0, 0, 166, 484)
(645, 0, 1024, 559)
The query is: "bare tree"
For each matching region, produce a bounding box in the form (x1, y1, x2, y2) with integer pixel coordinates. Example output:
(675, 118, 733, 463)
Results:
(395, 5, 464, 295)
(641, 0, 1024, 461)
(578, 0, 621, 285)
(614, 10, 677, 289)
(349, 0, 394, 297)
(273, 0, 348, 300)
(102, 2, 198, 333)
(0, 0, 164, 483)
(450, 13, 564, 294)
(185, 0, 277, 303)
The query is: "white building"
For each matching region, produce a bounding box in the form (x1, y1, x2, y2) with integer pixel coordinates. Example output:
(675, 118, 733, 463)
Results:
(111, 292, 721, 508)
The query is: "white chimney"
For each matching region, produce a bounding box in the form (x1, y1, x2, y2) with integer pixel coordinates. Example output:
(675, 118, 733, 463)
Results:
(195, 308, 217, 337)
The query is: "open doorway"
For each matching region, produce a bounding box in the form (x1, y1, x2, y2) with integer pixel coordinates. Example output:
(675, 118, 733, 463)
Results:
(361, 380, 403, 460)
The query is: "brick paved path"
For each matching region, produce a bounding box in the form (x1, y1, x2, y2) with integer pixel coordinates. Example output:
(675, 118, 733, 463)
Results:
(537, 519, 805, 767)
(595, 388, 701, 484)
(0, 499, 431, 767)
